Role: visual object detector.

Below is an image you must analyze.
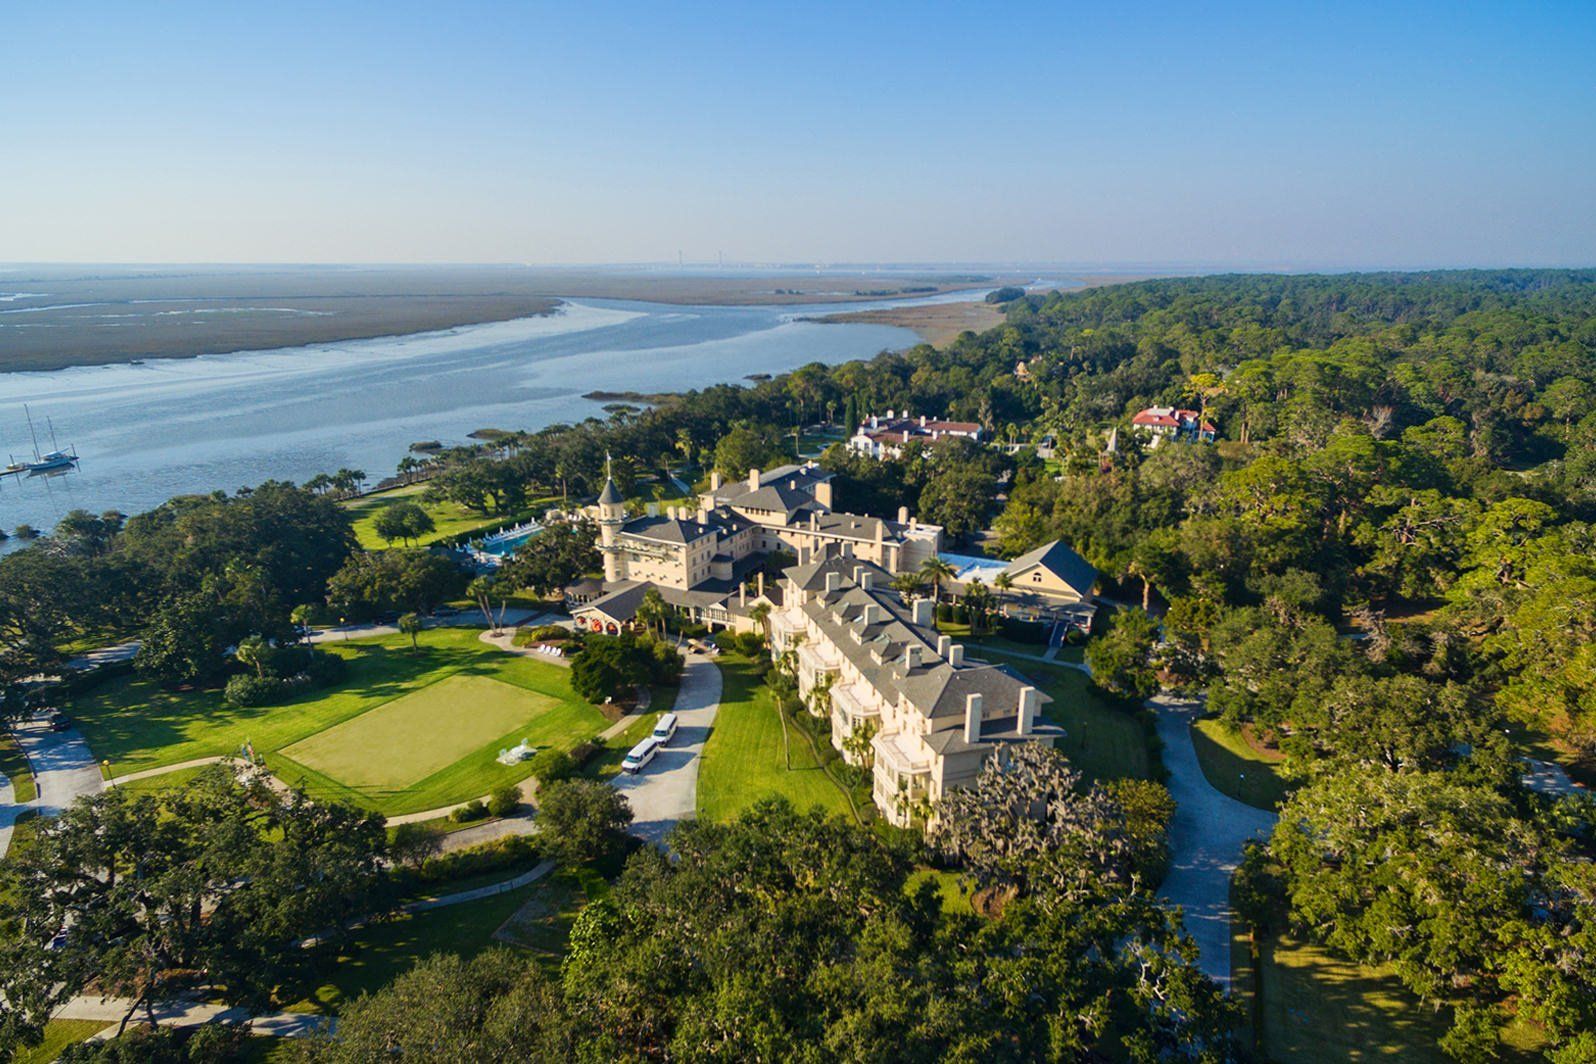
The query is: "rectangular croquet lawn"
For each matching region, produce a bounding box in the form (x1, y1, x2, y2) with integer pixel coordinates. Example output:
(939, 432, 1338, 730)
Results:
(279, 674, 562, 790)
(71, 630, 610, 816)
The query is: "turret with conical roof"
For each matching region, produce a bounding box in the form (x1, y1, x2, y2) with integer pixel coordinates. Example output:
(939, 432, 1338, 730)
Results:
(596, 453, 626, 582)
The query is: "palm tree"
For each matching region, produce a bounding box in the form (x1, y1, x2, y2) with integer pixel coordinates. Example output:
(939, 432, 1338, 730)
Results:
(468, 576, 498, 632)
(918, 556, 957, 603)
(840, 719, 878, 768)
(993, 571, 1014, 616)
(636, 587, 668, 640)
(963, 578, 995, 635)
(289, 604, 316, 642)
(235, 635, 268, 678)
(398, 612, 423, 651)
(891, 572, 925, 600)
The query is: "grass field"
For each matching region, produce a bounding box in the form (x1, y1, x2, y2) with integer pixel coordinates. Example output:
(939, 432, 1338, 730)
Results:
(110, 763, 212, 796)
(1010, 660, 1157, 783)
(1191, 717, 1291, 810)
(10, 1020, 112, 1064)
(697, 655, 853, 822)
(288, 882, 538, 1013)
(343, 483, 555, 551)
(0, 731, 37, 803)
(281, 675, 561, 790)
(71, 630, 609, 816)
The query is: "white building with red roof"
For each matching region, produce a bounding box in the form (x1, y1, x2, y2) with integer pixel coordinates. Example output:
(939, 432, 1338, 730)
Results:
(847, 410, 983, 460)
(1130, 406, 1216, 446)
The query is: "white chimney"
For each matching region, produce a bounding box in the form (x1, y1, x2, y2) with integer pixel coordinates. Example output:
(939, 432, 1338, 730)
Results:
(710, 470, 722, 491)
(861, 603, 882, 625)
(949, 644, 965, 667)
(697, 506, 709, 524)
(853, 565, 866, 585)
(1018, 686, 1040, 735)
(824, 572, 841, 593)
(903, 645, 922, 670)
(912, 599, 935, 627)
(897, 505, 909, 524)
(757, 572, 765, 597)
(937, 634, 952, 659)
(919, 414, 927, 427)
(860, 571, 875, 590)
(964, 693, 982, 744)
(748, 468, 761, 491)
(739, 583, 747, 607)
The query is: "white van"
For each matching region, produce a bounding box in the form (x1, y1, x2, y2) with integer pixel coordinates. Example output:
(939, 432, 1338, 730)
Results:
(652, 712, 679, 745)
(621, 736, 660, 774)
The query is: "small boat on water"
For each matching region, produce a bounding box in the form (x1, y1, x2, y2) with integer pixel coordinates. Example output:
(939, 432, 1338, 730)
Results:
(25, 450, 78, 475)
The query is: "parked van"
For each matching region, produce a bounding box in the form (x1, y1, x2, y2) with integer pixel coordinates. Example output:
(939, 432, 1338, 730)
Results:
(652, 712, 679, 745)
(621, 736, 660, 774)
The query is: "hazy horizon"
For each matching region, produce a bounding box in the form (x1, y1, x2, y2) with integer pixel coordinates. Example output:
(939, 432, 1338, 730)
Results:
(5, 2, 1594, 268)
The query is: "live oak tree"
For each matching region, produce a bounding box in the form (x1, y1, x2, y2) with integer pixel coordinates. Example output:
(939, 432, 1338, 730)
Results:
(1249, 765, 1596, 1057)
(370, 500, 435, 546)
(0, 767, 389, 1056)
(1085, 606, 1161, 700)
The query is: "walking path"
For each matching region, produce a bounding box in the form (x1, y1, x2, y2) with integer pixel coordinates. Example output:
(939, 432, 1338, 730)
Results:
(1150, 694, 1277, 986)
(610, 653, 722, 846)
(106, 755, 226, 786)
(58, 998, 325, 1041)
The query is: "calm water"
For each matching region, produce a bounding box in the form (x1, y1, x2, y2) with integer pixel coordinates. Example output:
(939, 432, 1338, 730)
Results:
(0, 294, 963, 542)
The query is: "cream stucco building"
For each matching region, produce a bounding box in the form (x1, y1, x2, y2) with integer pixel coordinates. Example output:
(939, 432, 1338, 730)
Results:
(770, 552, 1062, 828)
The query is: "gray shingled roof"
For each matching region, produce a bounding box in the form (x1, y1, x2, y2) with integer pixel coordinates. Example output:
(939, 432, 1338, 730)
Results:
(1005, 539, 1098, 596)
(597, 478, 624, 505)
(619, 514, 718, 544)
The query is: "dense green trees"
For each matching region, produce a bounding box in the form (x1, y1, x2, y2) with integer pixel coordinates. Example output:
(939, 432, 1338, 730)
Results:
(568, 633, 682, 704)
(1244, 768, 1596, 1056)
(325, 549, 464, 620)
(496, 517, 600, 596)
(317, 798, 1232, 1061)
(0, 767, 388, 1055)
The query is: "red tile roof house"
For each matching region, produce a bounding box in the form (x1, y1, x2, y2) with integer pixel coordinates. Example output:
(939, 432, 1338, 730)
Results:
(847, 410, 983, 460)
(1129, 406, 1216, 446)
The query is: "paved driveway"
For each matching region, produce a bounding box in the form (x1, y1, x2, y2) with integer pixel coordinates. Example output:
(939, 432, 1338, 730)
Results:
(1151, 695, 1277, 986)
(13, 718, 105, 816)
(611, 654, 722, 846)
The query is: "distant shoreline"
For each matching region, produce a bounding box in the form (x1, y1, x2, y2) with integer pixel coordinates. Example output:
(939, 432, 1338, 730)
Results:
(0, 266, 1004, 373)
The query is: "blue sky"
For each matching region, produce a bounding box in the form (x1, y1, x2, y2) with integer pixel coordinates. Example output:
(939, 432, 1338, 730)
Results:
(4, 1, 1594, 267)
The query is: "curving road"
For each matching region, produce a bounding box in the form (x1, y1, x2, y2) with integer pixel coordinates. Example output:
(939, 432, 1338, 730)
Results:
(0, 717, 107, 858)
(1150, 694, 1277, 986)
(610, 653, 722, 846)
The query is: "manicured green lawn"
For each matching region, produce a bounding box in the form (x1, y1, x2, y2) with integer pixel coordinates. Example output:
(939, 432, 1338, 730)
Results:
(1013, 661, 1155, 783)
(697, 656, 852, 822)
(343, 483, 519, 550)
(906, 868, 975, 916)
(71, 630, 610, 816)
(288, 883, 537, 1013)
(1237, 928, 1546, 1062)
(0, 731, 37, 803)
(10, 1020, 112, 1064)
(110, 764, 212, 796)
(280, 675, 562, 790)
(1190, 717, 1291, 811)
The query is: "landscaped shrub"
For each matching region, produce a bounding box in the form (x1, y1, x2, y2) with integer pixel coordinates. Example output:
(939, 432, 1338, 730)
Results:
(513, 624, 574, 647)
(935, 602, 953, 623)
(450, 799, 489, 824)
(389, 821, 444, 867)
(487, 784, 521, 817)
(566, 741, 600, 768)
(1000, 617, 1051, 645)
(223, 673, 284, 707)
(531, 749, 576, 784)
(407, 834, 541, 887)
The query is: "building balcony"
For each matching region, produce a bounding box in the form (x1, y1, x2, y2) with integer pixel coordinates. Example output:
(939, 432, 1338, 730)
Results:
(871, 729, 930, 778)
(795, 641, 842, 678)
(829, 681, 880, 726)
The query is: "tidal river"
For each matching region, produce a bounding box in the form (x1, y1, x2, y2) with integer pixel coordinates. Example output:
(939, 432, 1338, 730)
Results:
(0, 294, 958, 543)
